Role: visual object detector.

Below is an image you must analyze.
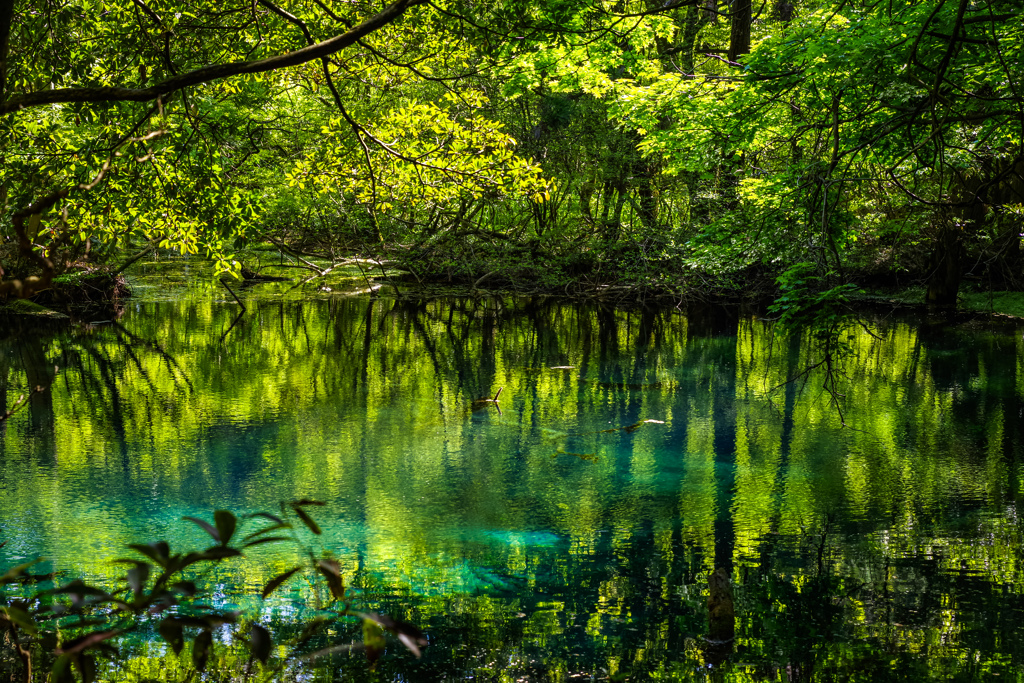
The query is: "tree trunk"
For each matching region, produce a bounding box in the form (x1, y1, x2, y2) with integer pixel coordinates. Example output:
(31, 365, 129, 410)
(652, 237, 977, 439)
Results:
(678, 4, 704, 74)
(705, 567, 735, 678)
(775, 0, 793, 23)
(579, 181, 595, 225)
(0, 0, 13, 101)
(728, 0, 752, 62)
(602, 179, 627, 242)
(926, 218, 962, 306)
(633, 158, 661, 233)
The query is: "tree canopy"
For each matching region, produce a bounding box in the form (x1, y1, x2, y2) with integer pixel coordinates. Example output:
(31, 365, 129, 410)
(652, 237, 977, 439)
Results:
(1, 0, 1022, 308)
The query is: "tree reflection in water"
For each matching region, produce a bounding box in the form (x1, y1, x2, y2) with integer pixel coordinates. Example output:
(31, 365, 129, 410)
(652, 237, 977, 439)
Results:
(1, 295, 1022, 680)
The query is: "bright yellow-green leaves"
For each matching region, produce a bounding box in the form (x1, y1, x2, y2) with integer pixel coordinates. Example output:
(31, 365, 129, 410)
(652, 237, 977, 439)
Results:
(2, 97, 258, 277)
(2, 0, 567, 273)
(291, 94, 551, 217)
(5, 0, 1021, 286)
(500, 9, 676, 100)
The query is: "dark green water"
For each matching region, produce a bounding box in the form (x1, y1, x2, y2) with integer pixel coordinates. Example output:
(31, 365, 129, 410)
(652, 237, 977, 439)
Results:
(2, 269, 1023, 681)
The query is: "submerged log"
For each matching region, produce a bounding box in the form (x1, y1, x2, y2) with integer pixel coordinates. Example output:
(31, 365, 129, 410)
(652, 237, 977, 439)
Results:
(472, 387, 503, 405)
(707, 567, 735, 644)
(471, 387, 504, 415)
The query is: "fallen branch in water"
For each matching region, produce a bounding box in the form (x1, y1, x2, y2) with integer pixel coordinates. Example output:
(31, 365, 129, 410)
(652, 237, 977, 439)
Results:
(474, 271, 497, 289)
(262, 236, 389, 284)
(111, 242, 157, 276)
(264, 235, 326, 274)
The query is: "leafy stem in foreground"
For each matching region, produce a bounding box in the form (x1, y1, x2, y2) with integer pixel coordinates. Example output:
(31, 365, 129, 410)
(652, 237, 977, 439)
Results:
(0, 502, 427, 681)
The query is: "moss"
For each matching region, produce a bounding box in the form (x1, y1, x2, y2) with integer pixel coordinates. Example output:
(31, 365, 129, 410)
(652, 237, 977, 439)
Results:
(959, 291, 1024, 318)
(0, 298, 70, 319)
(52, 271, 92, 286)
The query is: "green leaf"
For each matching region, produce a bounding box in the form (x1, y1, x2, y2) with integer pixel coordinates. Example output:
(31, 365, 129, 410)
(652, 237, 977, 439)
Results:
(262, 566, 302, 599)
(213, 510, 237, 546)
(127, 563, 150, 596)
(159, 619, 185, 655)
(291, 499, 325, 507)
(174, 552, 212, 573)
(243, 535, 291, 548)
(362, 618, 386, 666)
(128, 542, 171, 568)
(291, 507, 322, 536)
(359, 612, 428, 658)
(192, 630, 213, 671)
(2, 606, 37, 635)
(183, 516, 221, 544)
(200, 547, 242, 561)
(57, 630, 121, 655)
(249, 624, 273, 664)
(0, 558, 43, 584)
(316, 559, 345, 600)
(246, 512, 286, 525)
(51, 655, 75, 683)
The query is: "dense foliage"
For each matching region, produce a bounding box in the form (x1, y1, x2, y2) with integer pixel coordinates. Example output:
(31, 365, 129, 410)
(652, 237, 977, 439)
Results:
(4, 3, 1024, 677)
(0, 0, 1022, 303)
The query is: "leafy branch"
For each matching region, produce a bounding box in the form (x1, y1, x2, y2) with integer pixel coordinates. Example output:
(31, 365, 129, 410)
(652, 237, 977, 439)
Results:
(0, 0, 427, 116)
(0, 502, 427, 682)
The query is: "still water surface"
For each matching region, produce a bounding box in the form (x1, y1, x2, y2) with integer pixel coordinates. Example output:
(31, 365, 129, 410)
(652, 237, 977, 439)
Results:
(1, 269, 1023, 680)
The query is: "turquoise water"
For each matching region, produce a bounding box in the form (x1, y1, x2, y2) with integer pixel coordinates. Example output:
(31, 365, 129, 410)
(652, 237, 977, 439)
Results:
(1, 272, 1023, 680)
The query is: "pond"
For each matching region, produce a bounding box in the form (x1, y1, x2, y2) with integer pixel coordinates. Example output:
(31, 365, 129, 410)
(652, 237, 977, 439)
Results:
(1, 266, 1023, 681)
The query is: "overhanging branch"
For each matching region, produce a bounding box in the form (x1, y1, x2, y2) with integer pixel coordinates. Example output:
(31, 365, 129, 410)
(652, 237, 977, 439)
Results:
(0, 0, 426, 115)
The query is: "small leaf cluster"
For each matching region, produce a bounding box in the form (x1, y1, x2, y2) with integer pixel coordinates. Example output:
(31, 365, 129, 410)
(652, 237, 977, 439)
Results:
(0, 501, 427, 682)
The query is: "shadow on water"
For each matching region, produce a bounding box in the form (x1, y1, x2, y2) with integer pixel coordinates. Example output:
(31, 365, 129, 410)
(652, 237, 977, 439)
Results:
(1, 294, 1023, 680)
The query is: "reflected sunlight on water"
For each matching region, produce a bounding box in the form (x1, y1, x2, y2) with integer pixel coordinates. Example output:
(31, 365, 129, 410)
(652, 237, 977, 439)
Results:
(2, 272, 1024, 680)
